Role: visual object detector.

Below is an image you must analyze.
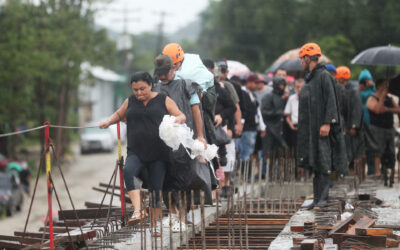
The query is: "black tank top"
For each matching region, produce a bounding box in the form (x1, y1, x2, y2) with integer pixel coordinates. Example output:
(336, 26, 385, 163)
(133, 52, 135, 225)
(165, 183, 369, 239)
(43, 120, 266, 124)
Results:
(126, 93, 169, 162)
(370, 95, 394, 129)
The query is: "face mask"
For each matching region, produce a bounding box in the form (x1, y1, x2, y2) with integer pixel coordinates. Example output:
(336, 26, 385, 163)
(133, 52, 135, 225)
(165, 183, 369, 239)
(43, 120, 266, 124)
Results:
(273, 87, 285, 96)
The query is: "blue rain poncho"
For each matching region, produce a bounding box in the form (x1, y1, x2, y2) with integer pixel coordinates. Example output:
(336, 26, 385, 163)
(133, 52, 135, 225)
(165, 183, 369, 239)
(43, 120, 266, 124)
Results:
(175, 53, 214, 92)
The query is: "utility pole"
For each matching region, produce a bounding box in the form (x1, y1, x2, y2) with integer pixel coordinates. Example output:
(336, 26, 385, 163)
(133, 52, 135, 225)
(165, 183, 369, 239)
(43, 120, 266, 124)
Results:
(155, 11, 166, 55)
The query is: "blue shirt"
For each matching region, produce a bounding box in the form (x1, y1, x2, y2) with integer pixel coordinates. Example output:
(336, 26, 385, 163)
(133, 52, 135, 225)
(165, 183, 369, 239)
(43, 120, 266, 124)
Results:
(190, 93, 200, 105)
(360, 86, 376, 125)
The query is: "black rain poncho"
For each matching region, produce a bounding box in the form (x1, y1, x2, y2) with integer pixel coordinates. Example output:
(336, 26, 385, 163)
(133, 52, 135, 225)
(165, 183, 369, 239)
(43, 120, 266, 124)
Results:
(296, 64, 348, 175)
(153, 79, 213, 205)
(261, 77, 288, 152)
(342, 83, 365, 161)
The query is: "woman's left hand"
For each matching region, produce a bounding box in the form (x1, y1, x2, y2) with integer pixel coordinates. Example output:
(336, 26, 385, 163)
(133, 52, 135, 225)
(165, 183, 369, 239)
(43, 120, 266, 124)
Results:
(174, 114, 186, 124)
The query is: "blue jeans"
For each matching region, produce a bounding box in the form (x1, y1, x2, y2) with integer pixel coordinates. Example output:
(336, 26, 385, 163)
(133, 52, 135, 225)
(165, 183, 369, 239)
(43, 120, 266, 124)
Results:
(238, 131, 257, 161)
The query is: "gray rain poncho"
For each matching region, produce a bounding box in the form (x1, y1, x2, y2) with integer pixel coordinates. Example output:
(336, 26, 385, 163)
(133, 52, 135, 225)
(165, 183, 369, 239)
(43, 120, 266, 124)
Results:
(297, 64, 348, 175)
(261, 77, 288, 152)
(153, 79, 213, 205)
(342, 83, 365, 161)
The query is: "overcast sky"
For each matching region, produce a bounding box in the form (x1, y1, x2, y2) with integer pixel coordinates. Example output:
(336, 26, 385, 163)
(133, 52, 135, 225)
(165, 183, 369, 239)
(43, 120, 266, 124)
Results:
(94, 0, 209, 34)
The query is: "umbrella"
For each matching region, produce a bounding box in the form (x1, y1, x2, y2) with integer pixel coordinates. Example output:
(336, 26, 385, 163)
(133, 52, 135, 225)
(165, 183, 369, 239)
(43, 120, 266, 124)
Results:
(265, 58, 303, 73)
(227, 60, 251, 78)
(265, 48, 331, 73)
(351, 45, 400, 66)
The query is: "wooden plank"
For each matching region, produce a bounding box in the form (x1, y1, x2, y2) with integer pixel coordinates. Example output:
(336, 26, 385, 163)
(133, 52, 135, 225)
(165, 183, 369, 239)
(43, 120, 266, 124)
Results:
(14, 231, 50, 239)
(300, 239, 318, 250)
(371, 224, 400, 230)
(355, 228, 393, 236)
(39, 226, 76, 233)
(346, 216, 375, 235)
(58, 207, 121, 220)
(290, 226, 304, 232)
(0, 235, 42, 244)
(386, 238, 399, 248)
(328, 214, 355, 236)
(331, 233, 387, 247)
(293, 237, 305, 245)
(0, 240, 28, 249)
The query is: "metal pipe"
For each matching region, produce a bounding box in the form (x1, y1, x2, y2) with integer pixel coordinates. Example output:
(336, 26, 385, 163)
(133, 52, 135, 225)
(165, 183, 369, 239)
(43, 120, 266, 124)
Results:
(184, 191, 188, 250)
(159, 190, 164, 250)
(216, 191, 220, 250)
(244, 192, 249, 250)
(250, 159, 255, 214)
(238, 191, 243, 250)
(178, 191, 183, 249)
(191, 190, 196, 250)
(257, 158, 262, 214)
(140, 191, 144, 250)
(200, 191, 206, 250)
(169, 192, 173, 250)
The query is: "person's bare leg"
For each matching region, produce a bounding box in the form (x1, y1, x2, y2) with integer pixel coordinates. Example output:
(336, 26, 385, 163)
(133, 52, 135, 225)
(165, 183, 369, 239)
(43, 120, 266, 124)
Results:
(150, 207, 162, 226)
(128, 190, 141, 211)
(374, 156, 381, 176)
(169, 203, 178, 215)
(127, 189, 144, 221)
(224, 172, 231, 186)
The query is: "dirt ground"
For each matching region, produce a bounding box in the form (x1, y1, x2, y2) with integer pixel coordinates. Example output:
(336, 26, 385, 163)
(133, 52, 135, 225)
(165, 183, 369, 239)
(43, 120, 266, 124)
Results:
(0, 144, 123, 235)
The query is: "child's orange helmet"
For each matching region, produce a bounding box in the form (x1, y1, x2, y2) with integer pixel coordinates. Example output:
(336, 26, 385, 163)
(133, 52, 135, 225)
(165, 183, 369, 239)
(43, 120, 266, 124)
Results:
(162, 43, 184, 64)
(336, 66, 351, 80)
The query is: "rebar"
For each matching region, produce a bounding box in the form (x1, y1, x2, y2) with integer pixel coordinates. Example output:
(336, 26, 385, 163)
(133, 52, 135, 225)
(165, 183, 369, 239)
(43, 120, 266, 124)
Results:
(201, 191, 206, 250)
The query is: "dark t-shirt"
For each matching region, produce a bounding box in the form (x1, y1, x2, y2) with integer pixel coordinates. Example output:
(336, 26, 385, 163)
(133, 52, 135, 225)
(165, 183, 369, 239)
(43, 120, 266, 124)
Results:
(370, 95, 394, 129)
(126, 93, 169, 162)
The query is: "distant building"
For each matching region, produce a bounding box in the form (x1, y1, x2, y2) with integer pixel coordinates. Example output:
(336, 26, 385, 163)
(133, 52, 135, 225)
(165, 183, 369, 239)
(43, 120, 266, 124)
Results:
(79, 62, 127, 126)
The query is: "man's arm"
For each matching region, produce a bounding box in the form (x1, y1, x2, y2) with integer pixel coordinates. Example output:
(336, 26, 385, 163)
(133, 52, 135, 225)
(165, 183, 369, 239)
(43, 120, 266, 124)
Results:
(387, 98, 400, 114)
(234, 103, 243, 136)
(366, 93, 385, 114)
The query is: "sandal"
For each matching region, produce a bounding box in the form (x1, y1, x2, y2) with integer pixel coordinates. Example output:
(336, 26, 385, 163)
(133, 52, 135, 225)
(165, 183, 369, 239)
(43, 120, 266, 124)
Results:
(128, 210, 147, 226)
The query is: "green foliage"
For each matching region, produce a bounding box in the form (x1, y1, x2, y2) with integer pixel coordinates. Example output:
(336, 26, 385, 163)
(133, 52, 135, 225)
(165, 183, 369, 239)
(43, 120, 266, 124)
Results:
(0, 0, 116, 157)
(198, 0, 400, 73)
(317, 35, 355, 67)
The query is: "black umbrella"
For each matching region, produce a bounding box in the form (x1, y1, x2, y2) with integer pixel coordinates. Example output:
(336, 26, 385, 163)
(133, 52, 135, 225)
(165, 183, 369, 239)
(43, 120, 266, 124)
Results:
(351, 45, 400, 66)
(265, 58, 303, 73)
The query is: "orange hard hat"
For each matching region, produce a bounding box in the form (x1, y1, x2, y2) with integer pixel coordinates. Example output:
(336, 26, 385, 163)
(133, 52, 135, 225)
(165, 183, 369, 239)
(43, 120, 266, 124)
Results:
(162, 43, 184, 64)
(299, 42, 322, 58)
(336, 66, 351, 80)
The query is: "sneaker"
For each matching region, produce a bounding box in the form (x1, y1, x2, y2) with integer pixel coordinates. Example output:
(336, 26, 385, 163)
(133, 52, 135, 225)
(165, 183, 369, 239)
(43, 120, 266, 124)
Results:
(171, 219, 186, 233)
(162, 214, 178, 227)
(151, 222, 162, 237)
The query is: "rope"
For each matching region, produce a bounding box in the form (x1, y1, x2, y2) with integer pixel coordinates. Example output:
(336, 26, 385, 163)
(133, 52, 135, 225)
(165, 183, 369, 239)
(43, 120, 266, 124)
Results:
(0, 125, 47, 138)
(0, 124, 100, 138)
(49, 124, 98, 129)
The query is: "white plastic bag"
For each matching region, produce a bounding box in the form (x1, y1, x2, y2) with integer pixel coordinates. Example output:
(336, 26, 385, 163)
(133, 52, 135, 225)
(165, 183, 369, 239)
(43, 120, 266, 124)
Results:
(159, 115, 218, 161)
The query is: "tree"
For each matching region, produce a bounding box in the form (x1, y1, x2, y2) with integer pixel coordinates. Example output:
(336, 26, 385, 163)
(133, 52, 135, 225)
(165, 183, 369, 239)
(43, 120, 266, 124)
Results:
(198, 0, 400, 73)
(0, 0, 116, 159)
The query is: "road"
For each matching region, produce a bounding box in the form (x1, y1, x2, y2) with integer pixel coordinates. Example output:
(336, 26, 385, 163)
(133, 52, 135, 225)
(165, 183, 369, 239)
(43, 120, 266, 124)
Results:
(0, 144, 123, 235)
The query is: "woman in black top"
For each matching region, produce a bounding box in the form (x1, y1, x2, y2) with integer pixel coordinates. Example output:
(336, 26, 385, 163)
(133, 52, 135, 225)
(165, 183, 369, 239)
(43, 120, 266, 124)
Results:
(100, 72, 185, 226)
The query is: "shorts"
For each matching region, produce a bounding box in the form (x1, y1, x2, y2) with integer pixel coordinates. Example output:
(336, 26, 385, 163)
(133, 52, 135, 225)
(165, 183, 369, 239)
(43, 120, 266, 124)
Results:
(369, 125, 395, 156)
(222, 140, 236, 172)
(238, 130, 257, 161)
(123, 154, 166, 192)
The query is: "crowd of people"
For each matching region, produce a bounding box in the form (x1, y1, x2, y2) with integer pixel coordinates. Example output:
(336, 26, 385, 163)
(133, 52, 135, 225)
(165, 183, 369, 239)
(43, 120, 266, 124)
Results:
(99, 42, 397, 235)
